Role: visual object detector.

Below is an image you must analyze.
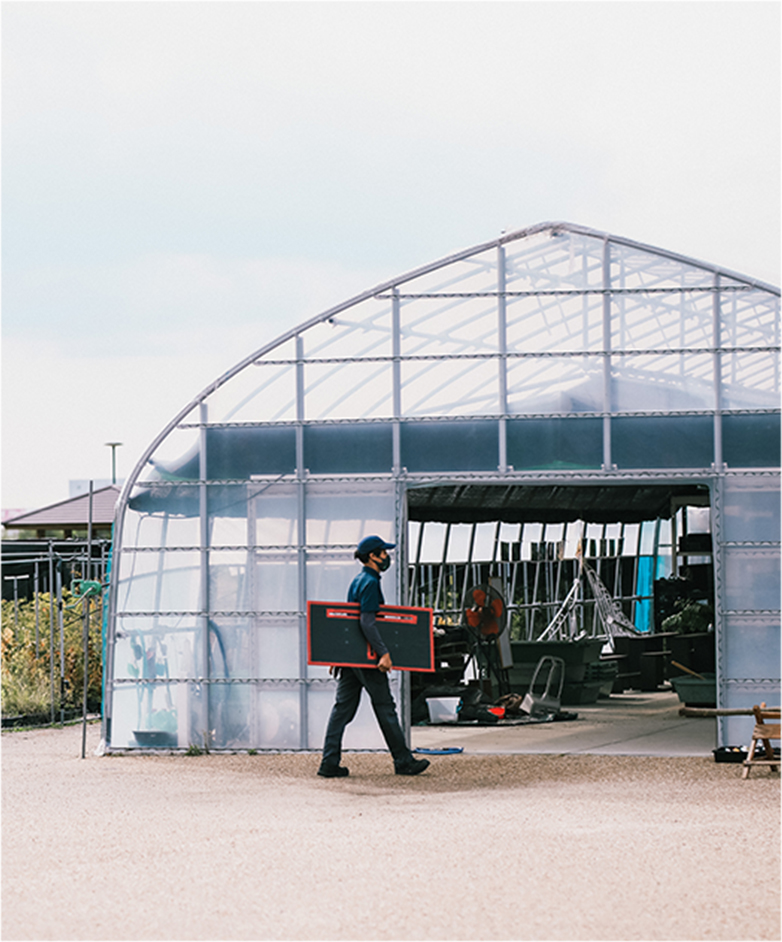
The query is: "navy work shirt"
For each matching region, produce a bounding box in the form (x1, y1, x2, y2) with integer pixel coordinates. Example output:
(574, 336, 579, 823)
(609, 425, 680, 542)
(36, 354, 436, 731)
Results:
(347, 566, 389, 658)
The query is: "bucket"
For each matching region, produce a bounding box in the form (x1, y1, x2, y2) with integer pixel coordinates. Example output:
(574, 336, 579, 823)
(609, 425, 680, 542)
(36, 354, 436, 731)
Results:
(426, 697, 461, 724)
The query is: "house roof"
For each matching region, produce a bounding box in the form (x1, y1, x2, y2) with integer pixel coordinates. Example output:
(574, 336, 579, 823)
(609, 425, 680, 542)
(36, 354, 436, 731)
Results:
(2, 486, 120, 530)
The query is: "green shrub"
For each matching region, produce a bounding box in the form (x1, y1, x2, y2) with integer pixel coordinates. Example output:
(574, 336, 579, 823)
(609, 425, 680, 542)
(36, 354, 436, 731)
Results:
(1, 592, 103, 718)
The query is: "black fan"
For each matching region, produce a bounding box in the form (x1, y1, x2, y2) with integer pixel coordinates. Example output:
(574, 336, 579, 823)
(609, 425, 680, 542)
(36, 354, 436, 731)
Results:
(461, 583, 508, 639)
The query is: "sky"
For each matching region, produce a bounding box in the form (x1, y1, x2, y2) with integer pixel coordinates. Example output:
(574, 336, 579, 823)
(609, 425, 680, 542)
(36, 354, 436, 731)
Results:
(2, 0, 780, 512)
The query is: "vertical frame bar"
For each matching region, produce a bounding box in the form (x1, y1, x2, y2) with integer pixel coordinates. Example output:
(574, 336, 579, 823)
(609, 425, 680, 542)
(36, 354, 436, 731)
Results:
(198, 402, 210, 747)
(713, 273, 723, 469)
(392, 287, 402, 474)
(497, 243, 508, 472)
(295, 334, 309, 748)
(602, 237, 612, 470)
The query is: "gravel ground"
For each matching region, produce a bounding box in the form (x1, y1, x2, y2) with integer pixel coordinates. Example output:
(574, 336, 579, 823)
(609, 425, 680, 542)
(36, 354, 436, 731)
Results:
(2, 721, 780, 941)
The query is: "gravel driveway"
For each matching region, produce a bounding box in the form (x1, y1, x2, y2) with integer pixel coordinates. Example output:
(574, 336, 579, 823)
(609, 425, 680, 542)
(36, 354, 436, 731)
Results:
(2, 721, 779, 941)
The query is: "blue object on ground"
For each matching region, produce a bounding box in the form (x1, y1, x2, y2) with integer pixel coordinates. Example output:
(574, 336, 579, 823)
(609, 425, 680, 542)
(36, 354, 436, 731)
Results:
(414, 747, 464, 755)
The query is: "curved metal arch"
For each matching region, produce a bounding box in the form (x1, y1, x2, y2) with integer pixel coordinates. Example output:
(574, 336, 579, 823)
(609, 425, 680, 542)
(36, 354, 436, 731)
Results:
(114, 221, 781, 518)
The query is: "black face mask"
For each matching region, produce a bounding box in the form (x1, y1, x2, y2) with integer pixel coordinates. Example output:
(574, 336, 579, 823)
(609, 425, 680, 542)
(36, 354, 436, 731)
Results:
(373, 553, 391, 572)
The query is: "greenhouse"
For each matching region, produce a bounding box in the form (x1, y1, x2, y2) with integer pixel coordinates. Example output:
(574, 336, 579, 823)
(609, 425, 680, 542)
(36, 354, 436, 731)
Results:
(103, 222, 780, 753)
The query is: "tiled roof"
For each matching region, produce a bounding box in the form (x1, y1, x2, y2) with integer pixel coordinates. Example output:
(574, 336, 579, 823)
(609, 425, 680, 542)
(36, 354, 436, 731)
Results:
(3, 486, 120, 529)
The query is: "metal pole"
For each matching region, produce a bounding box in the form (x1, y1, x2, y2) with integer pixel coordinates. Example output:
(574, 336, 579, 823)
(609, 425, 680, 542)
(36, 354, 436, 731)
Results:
(56, 561, 65, 725)
(105, 442, 123, 485)
(49, 544, 55, 724)
(82, 481, 93, 758)
(34, 563, 40, 654)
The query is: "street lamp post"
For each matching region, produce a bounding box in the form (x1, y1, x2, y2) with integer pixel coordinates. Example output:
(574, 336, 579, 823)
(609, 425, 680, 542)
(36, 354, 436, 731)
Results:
(105, 442, 123, 485)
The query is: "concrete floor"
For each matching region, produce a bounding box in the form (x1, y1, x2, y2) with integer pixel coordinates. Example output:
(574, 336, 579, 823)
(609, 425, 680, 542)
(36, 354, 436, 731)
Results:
(412, 688, 717, 756)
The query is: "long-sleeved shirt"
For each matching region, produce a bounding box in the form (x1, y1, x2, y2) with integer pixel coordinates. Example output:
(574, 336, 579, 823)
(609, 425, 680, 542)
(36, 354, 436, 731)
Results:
(347, 566, 389, 658)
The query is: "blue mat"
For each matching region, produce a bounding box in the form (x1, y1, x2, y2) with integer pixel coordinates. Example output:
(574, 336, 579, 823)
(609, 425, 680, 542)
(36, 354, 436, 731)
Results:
(414, 747, 464, 755)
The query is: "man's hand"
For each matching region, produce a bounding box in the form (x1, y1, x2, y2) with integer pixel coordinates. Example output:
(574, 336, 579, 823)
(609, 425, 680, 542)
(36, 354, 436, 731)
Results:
(377, 652, 392, 673)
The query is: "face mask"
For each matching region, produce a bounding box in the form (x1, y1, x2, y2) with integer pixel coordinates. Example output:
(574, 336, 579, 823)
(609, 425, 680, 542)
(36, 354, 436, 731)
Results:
(375, 554, 391, 572)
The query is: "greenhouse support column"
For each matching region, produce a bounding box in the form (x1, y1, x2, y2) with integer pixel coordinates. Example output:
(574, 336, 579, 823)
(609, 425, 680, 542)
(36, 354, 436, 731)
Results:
(497, 243, 508, 472)
(392, 288, 401, 474)
(295, 334, 309, 749)
(602, 238, 612, 469)
(712, 273, 723, 468)
(199, 402, 210, 747)
(710, 476, 725, 738)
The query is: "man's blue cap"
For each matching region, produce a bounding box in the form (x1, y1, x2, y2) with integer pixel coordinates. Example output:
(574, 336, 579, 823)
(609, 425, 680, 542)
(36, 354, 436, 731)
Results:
(357, 535, 395, 556)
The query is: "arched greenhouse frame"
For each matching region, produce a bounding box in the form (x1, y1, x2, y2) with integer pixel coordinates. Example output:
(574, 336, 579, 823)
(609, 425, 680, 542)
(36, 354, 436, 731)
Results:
(103, 222, 780, 753)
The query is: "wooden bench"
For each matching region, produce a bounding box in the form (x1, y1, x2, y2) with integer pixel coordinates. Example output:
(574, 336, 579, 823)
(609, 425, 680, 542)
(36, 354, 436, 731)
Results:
(742, 703, 781, 779)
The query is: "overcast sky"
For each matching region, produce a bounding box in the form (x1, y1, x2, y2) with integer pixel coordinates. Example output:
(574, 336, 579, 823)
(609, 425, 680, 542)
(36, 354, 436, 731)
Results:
(3, 1, 779, 511)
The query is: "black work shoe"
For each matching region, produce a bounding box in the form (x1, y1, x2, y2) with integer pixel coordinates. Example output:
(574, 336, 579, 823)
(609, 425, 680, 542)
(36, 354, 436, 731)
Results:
(395, 757, 430, 776)
(317, 764, 349, 778)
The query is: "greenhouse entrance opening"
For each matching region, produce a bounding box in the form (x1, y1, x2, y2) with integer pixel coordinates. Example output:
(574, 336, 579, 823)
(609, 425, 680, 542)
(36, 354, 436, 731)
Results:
(405, 481, 716, 723)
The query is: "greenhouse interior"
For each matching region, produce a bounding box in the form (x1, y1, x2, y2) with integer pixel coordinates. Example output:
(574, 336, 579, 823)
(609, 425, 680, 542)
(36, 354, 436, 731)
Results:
(103, 221, 780, 753)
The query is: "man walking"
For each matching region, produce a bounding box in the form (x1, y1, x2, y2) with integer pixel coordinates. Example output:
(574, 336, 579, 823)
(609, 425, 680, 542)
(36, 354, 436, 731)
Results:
(318, 535, 430, 778)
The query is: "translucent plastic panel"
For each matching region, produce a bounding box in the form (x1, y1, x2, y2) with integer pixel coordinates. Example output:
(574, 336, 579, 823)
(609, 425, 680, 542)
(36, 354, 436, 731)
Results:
(255, 619, 300, 679)
(120, 509, 200, 549)
(209, 550, 251, 612)
(401, 359, 500, 416)
(109, 681, 205, 749)
(304, 361, 392, 420)
(722, 415, 780, 469)
(445, 524, 473, 563)
(419, 522, 447, 563)
(305, 481, 395, 547)
(609, 243, 713, 290)
(721, 351, 779, 409)
(113, 616, 204, 679)
(564, 521, 585, 558)
(720, 291, 780, 349)
(723, 615, 781, 681)
(209, 684, 252, 748)
(210, 487, 253, 546)
(722, 547, 780, 611)
(504, 230, 604, 289)
(205, 362, 297, 424)
(116, 551, 201, 613)
(613, 416, 713, 468)
(252, 550, 299, 612)
(257, 687, 300, 748)
(472, 522, 498, 561)
(207, 427, 296, 478)
(722, 477, 781, 543)
(207, 618, 254, 678)
(302, 300, 392, 360)
(400, 297, 499, 357)
(407, 520, 422, 561)
(126, 482, 200, 520)
(621, 523, 640, 556)
(612, 292, 713, 351)
(507, 417, 602, 471)
(612, 353, 714, 412)
(401, 248, 497, 299)
(506, 293, 604, 354)
(251, 484, 298, 547)
(139, 427, 201, 482)
(400, 420, 499, 473)
(306, 553, 361, 605)
(506, 356, 603, 414)
(303, 423, 393, 475)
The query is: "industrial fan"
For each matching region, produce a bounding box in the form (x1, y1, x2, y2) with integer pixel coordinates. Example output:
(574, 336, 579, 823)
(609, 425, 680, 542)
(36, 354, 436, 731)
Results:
(461, 583, 511, 695)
